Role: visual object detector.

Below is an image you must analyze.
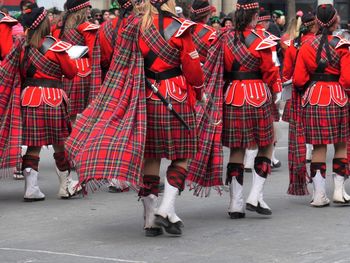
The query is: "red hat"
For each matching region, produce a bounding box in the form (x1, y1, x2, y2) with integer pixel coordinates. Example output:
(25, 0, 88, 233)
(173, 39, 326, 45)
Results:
(236, 0, 259, 11)
(66, 0, 91, 12)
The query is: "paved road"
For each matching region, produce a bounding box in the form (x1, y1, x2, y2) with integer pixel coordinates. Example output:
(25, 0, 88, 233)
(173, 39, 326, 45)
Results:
(0, 122, 350, 263)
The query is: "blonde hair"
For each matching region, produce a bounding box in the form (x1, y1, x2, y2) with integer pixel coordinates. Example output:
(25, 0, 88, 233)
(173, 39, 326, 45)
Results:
(64, 7, 89, 29)
(141, 0, 176, 31)
(27, 17, 51, 49)
(285, 16, 302, 40)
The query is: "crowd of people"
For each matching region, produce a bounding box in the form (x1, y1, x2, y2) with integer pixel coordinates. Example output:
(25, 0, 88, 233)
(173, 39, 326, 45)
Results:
(1, 0, 350, 237)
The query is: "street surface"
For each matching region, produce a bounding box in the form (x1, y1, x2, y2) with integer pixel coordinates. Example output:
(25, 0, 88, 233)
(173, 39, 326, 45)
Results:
(0, 121, 349, 263)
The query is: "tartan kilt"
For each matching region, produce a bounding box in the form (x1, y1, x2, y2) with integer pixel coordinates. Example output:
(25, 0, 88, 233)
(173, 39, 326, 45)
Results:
(282, 100, 291, 122)
(63, 75, 91, 117)
(145, 98, 198, 160)
(222, 100, 274, 148)
(303, 102, 349, 145)
(22, 100, 71, 146)
(271, 101, 280, 122)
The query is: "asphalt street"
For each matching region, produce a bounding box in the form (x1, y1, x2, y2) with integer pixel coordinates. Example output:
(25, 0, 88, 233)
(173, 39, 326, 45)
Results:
(0, 121, 350, 263)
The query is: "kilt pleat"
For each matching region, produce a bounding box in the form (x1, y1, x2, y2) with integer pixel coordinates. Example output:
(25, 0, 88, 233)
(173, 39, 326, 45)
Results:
(222, 100, 274, 148)
(145, 98, 198, 160)
(22, 101, 71, 146)
(303, 102, 349, 145)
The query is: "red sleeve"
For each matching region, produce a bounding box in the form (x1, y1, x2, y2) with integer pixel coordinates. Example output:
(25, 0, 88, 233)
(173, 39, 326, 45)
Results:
(293, 45, 312, 89)
(339, 48, 350, 91)
(282, 45, 296, 82)
(0, 23, 13, 58)
(49, 50, 78, 79)
(259, 48, 282, 93)
(77, 23, 99, 64)
(171, 30, 204, 87)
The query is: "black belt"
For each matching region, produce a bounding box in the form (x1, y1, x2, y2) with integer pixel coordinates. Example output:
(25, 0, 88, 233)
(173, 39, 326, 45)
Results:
(310, 73, 340, 82)
(224, 71, 262, 80)
(23, 78, 62, 89)
(145, 67, 182, 81)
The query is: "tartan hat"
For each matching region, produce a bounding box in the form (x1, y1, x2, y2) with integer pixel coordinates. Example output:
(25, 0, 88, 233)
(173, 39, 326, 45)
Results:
(66, 0, 91, 12)
(22, 7, 47, 30)
(316, 4, 337, 28)
(302, 12, 316, 27)
(236, 0, 259, 11)
(258, 8, 271, 22)
(191, 0, 211, 16)
(117, 0, 133, 10)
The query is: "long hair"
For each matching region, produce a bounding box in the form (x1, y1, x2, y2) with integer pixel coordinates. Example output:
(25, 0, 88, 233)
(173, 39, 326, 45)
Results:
(234, 8, 258, 43)
(285, 16, 302, 40)
(59, 7, 89, 38)
(141, 0, 176, 32)
(26, 16, 51, 49)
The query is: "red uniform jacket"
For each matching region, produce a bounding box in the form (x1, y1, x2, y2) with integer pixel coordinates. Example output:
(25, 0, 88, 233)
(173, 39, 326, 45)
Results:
(0, 12, 17, 60)
(21, 37, 78, 107)
(139, 15, 204, 107)
(192, 22, 216, 63)
(52, 22, 99, 77)
(224, 28, 282, 107)
(282, 33, 314, 82)
(293, 35, 350, 107)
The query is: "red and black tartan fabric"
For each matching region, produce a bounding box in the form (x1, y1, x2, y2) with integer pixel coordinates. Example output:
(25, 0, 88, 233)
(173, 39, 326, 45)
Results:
(0, 38, 23, 174)
(88, 30, 102, 104)
(287, 91, 309, 195)
(187, 31, 225, 197)
(302, 102, 349, 145)
(25, 47, 62, 78)
(22, 102, 71, 146)
(141, 24, 180, 67)
(145, 98, 197, 160)
(271, 102, 280, 122)
(65, 17, 147, 191)
(60, 29, 92, 117)
(333, 158, 349, 176)
(222, 100, 274, 148)
(227, 33, 261, 71)
(309, 36, 340, 69)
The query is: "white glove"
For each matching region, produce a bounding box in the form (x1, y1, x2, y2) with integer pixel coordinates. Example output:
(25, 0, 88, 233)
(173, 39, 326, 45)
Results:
(274, 92, 282, 104)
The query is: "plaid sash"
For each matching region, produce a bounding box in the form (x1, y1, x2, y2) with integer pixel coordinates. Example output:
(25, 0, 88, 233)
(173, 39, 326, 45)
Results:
(187, 30, 225, 196)
(192, 27, 210, 60)
(0, 38, 23, 174)
(141, 24, 180, 67)
(25, 47, 62, 79)
(226, 32, 261, 72)
(61, 28, 86, 46)
(65, 17, 147, 191)
(309, 35, 340, 70)
(88, 30, 102, 103)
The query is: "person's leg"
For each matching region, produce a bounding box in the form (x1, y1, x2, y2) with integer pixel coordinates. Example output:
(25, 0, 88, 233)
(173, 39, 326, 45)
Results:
(332, 142, 350, 204)
(227, 148, 245, 219)
(246, 143, 273, 215)
(53, 144, 81, 199)
(310, 144, 329, 207)
(139, 158, 162, 237)
(22, 146, 45, 201)
(155, 158, 188, 235)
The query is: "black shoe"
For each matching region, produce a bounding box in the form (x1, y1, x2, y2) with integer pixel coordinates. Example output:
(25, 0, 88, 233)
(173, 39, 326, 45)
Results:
(24, 197, 45, 202)
(145, 227, 163, 237)
(154, 215, 182, 236)
(228, 212, 245, 219)
(271, 161, 281, 169)
(246, 202, 272, 215)
(108, 185, 129, 193)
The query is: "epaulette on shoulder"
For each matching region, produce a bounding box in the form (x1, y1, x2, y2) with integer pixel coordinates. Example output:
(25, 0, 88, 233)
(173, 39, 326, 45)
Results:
(173, 17, 196, 37)
(203, 24, 216, 41)
(331, 35, 350, 49)
(266, 33, 280, 42)
(47, 36, 72, 52)
(284, 39, 292, 47)
(0, 13, 18, 25)
(255, 37, 278, 51)
(82, 22, 100, 32)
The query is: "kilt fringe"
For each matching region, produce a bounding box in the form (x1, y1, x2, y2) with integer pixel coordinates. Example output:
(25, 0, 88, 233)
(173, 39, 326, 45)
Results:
(186, 181, 223, 197)
(80, 178, 139, 196)
(0, 168, 14, 180)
